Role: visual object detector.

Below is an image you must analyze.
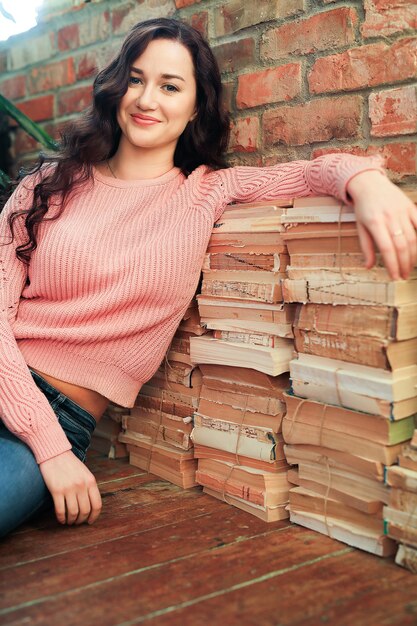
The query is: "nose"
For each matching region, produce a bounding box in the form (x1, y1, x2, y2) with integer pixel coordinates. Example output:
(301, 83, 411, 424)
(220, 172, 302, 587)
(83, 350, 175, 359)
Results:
(135, 84, 158, 110)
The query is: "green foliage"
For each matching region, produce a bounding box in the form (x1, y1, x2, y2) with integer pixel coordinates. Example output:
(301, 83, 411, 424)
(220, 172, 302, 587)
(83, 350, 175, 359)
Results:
(0, 94, 59, 188)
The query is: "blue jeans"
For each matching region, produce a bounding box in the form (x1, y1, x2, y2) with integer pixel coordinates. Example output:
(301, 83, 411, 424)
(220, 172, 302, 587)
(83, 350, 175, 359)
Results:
(0, 369, 96, 539)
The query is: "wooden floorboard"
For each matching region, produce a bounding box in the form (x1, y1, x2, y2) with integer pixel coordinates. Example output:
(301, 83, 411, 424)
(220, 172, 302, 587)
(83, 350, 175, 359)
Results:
(0, 451, 415, 626)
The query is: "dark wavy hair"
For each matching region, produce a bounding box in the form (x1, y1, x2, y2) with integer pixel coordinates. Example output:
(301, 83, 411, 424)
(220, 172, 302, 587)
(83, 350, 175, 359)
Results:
(6, 17, 231, 263)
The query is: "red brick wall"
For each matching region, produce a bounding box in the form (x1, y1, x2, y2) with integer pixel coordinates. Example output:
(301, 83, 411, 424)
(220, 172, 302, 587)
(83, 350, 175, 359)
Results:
(1, 0, 416, 185)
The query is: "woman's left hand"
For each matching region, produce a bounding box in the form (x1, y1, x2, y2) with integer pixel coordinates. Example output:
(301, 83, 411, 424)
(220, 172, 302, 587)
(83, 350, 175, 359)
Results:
(346, 170, 417, 281)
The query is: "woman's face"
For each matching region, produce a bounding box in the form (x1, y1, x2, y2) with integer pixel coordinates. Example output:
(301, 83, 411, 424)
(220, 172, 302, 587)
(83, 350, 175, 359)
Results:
(117, 38, 197, 157)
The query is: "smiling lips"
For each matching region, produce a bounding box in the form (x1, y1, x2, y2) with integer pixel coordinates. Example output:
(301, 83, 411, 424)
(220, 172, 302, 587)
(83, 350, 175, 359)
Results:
(131, 113, 161, 125)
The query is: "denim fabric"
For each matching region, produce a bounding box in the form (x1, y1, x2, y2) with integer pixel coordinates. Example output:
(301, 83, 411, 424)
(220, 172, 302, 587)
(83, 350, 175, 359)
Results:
(0, 369, 96, 539)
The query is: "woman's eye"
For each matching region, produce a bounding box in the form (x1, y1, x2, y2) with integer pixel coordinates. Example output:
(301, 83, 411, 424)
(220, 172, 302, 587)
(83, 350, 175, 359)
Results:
(163, 84, 179, 93)
(128, 76, 142, 85)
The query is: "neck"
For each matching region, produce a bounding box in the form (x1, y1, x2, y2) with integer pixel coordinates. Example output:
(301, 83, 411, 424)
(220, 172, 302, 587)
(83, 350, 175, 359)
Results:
(109, 141, 177, 180)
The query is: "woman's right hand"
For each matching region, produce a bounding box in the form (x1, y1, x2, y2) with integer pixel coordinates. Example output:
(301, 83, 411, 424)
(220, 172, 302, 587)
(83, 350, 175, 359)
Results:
(39, 450, 102, 526)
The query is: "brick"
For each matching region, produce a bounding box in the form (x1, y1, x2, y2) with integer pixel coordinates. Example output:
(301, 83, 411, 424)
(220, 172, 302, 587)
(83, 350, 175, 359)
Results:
(9, 33, 55, 71)
(79, 11, 110, 46)
(236, 64, 301, 109)
(15, 95, 54, 123)
(75, 51, 99, 80)
(215, 0, 304, 37)
(369, 86, 417, 137)
(13, 128, 39, 156)
(0, 75, 26, 100)
(263, 96, 362, 146)
(309, 38, 417, 94)
(261, 8, 357, 60)
(312, 144, 417, 180)
(362, 0, 417, 38)
(74, 44, 119, 81)
(44, 120, 70, 142)
(213, 38, 255, 74)
(27, 58, 75, 95)
(229, 116, 259, 153)
(58, 24, 80, 52)
(112, 1, 175, 36)
(222, 81, 234, 112)
(190, 11, 209, 38)
(227, 153, 263, 167)
(58, 85, 93, 116)
(175, 0, 201, 7)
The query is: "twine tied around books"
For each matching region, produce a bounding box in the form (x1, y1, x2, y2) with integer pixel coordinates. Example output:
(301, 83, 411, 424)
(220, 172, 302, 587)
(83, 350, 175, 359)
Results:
(307, 201, 392, 307)
(145, 388, 166, 476)
(220, 394, 249, 505)
(322, 458, 334, 539)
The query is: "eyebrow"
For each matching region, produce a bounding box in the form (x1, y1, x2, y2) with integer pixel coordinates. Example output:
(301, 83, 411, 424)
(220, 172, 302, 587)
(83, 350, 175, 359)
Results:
(130, 67, 186, 82)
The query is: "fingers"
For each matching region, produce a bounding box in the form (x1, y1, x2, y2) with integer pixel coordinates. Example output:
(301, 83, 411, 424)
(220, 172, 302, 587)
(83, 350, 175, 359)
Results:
(87, 483, 102, 525)
(356, 222, 376, 269)
(54, 494, 67, 525)
(391, 220, 416, 280)
(53, 478, 102, 527)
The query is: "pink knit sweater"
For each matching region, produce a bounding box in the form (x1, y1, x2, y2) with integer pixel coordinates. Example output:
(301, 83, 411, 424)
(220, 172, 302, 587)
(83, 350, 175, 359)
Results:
(0, 154, 384, 463)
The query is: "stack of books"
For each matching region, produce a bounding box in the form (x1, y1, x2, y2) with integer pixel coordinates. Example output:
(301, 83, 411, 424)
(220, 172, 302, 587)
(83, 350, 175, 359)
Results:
(192, 363, 290, 521)
(384, 429, 417, 572)
(281, 195, 417, 557)
(189, 200, 297, 520)
(190, 199, 295, 376)
(90, 402, 128, 459)
(119, 300, 205, 488)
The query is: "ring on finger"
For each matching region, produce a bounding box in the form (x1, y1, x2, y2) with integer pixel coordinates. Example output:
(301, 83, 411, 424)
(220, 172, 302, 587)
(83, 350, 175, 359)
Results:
(392, 229, 404, 237)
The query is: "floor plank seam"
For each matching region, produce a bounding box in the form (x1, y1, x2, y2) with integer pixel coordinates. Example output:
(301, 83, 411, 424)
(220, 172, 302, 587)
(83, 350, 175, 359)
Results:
(0, 526, 300, 615)
(114, 547, 353, 625)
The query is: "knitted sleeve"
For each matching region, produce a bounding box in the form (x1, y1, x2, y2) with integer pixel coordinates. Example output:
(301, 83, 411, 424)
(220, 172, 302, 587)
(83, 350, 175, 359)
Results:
(0, 177, 72, 464)
(212, 153, 386, 221)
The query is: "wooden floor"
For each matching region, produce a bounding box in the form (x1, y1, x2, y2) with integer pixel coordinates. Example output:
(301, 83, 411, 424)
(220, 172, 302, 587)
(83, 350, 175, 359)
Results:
(1, 450, 416, 626)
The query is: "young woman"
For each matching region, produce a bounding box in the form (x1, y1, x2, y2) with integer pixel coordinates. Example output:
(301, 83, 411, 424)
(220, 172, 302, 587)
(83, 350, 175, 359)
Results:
(0, 17, 416, 538)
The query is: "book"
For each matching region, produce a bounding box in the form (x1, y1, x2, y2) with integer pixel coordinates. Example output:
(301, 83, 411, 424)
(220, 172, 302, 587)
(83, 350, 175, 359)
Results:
(385, 465, 417, 492)
(196, 458, 289, 507)
(120, 436, 198, 489)
(290, 353, 417, 417)
(123, 414, 193, 451)
(198, 296, 295, 337)
(203, 486, 289, 522)
(201, 269, 285, 303)
(198, 363, 289, 399)
(194, 443, 288, 472)
(203, 251, 289, 272)
(282, 415, 403, 465)
(284, 444, 386, 482)
(191, 413, 284, 462)
(294, 302, 417, 341)
(213, 329, 288, 349)
(280, 196, 355, 224)
(190, 334, 293, 376)
(284, 275, 417, 306)
(289, 486, 396, 557)
(395, 544, 417, 573)
(283, 392, 415, 445)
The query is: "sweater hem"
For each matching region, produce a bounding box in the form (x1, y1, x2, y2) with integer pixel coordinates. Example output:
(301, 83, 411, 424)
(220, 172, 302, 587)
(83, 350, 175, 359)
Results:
(19, 341, 146, 408)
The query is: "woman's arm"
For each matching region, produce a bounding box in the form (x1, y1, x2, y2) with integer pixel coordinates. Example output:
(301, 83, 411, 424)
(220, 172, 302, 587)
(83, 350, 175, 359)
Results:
(213, 153, 417, 280)
(0, 179, 72, 463)
(1, 180, 102, 526)
(0, 179, 71, 463)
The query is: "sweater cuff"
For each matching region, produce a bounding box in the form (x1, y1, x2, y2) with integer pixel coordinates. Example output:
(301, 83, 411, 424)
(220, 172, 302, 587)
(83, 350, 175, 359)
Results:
(21, 421, 73, 464)
(337, 155, 387, 205)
